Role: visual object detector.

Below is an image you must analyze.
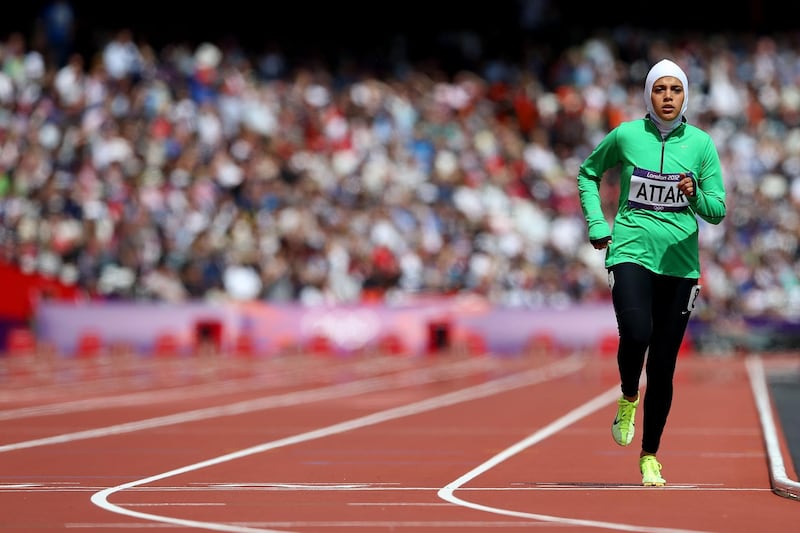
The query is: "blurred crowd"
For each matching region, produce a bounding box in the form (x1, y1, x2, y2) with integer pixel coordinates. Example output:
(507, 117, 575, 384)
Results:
(1, 18, 799, 326)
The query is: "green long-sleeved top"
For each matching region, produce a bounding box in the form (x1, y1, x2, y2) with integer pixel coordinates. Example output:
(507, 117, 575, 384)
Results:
(577, 117, 726, 278)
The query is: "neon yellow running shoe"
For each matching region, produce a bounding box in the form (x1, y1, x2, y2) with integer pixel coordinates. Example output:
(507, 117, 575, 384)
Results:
(640, 455, 666, 486)
(611, 395, 639, 446)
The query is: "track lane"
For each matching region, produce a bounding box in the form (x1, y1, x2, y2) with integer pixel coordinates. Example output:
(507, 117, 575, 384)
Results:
(0, 352, 797, 532)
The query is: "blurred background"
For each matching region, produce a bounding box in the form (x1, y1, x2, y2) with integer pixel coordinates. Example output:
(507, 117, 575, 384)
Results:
(1, 0, 799, 358)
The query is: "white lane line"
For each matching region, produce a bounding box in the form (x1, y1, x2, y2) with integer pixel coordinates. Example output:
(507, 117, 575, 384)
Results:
(0, 484, 772, 494)
(65, 520, 563, 528)
(215, 483, 382, 489)
(746, 354, 800, 500)
(90, 357, 585, 533)
(437, 385, 716, 533)
(0, 379, 275, 420)
(0, 356, 417, 419)
(0, 357, 491, 453)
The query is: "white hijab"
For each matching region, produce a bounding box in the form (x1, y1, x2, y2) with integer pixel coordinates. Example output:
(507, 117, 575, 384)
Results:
(644, 59, 689, 137)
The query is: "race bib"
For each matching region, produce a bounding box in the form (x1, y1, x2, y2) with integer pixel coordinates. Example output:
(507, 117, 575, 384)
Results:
(628, 167, 690, 212)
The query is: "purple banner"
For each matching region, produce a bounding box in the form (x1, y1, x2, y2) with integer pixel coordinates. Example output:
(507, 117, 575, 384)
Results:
(34, 297, 619, 357)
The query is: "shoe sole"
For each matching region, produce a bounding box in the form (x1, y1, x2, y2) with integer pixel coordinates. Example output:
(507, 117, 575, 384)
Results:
(612, 427, 633, 446)
(643, 482, 666, 487)
(613, 436, 633, 446)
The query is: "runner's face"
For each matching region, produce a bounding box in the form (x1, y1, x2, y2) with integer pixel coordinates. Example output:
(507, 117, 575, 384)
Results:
(650, 76, 684, 122)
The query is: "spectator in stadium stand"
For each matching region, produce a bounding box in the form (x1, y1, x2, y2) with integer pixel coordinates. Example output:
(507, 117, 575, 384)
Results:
(576, 59, 727, 486)
(3, 24, 800, 341)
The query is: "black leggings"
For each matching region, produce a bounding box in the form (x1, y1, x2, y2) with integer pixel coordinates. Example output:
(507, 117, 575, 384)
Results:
(608, 262, 699, 454)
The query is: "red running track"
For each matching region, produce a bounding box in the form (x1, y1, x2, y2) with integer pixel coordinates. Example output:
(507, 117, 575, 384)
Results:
(0, 349, 797, 532)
